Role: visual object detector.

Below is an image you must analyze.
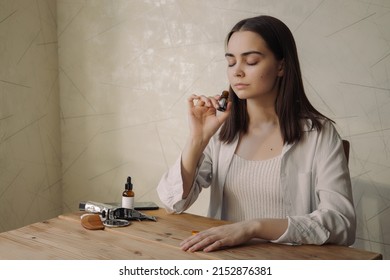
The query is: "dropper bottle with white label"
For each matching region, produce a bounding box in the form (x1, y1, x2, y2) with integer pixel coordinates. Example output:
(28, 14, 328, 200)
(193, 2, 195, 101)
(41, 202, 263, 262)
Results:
(122, 176, 134, 209)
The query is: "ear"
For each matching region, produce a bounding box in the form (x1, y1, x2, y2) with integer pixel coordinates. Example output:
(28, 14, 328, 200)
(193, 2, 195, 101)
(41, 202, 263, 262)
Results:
(277, 59, 285, 77)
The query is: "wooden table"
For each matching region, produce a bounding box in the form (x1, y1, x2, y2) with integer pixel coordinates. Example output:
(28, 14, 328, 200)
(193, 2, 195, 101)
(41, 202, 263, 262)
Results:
(0, 209, 382, 260)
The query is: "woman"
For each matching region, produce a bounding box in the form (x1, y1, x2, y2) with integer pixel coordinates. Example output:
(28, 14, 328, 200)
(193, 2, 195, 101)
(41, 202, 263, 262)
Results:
(157, 15, 356, 252)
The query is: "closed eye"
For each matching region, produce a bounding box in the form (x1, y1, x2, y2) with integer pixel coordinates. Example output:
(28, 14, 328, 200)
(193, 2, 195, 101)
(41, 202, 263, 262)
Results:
(226, 57, 236, 67)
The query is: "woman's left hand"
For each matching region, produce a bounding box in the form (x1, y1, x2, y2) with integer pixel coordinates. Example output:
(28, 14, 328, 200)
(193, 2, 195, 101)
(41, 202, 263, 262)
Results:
(180, 221, 257, 252)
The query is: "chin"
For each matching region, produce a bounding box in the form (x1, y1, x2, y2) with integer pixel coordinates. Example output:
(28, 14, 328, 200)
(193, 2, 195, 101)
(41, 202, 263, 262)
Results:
(234, 90, 252, 100)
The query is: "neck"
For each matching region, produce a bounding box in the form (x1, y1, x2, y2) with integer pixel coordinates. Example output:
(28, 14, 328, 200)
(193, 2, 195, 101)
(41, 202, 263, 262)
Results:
(246, 98, 279, 129)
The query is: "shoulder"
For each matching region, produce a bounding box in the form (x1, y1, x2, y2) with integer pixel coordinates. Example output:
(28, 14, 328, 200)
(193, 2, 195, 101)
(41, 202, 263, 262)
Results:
(209, 130, 238, 149)
(301, 118, 345, 162)
(302, 118, 339, 139)
(284, 119, 345, 168)
(204, 131, 238, 160)
(294, 118, 341, 154)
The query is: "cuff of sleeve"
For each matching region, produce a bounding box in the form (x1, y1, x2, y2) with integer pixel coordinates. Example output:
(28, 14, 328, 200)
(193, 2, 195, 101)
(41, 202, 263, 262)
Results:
(271, 216, 330, 245)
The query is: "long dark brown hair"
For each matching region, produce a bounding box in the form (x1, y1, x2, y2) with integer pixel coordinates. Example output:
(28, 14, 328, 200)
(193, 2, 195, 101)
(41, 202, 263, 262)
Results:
(219, 15, 332, 144)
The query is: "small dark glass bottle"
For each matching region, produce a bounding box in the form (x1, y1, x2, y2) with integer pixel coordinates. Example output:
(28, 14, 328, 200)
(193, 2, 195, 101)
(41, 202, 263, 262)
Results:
(122, 176, 134, 209)
(217, 90, 229, 112)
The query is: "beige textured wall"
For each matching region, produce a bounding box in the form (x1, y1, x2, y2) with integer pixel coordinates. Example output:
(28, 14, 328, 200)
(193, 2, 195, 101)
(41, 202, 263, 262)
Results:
(0, 0, 62, 231)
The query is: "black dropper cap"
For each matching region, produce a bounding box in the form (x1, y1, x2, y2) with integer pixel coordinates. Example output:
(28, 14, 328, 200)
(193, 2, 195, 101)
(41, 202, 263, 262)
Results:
(79, 201, 86, 210)
(125, 176, 133, 190)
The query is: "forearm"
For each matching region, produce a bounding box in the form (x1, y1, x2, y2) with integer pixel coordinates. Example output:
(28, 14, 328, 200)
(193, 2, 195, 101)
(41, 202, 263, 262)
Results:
(181, 137, 209, 198)
(180, 218, 289, 252)
(250, 218, 288, 241)
(181, 94, 231, 199)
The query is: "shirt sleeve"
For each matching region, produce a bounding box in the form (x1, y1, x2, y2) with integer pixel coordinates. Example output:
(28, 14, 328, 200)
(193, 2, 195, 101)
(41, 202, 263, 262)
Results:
(156, 144, 214, 213)
(273, 122, 356, 246)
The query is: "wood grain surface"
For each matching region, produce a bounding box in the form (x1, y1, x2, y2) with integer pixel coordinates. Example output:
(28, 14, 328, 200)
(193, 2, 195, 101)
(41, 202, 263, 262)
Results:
(0, 209, 382, 260)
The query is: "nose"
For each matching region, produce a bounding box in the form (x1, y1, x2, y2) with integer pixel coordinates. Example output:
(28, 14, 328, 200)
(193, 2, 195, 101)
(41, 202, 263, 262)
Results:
(233, 62, 245, 77)
(234, 68, 244, 77)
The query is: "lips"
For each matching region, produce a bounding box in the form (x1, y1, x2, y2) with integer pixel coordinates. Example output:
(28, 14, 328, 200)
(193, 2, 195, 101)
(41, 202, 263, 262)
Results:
(234, 83, 249, 90)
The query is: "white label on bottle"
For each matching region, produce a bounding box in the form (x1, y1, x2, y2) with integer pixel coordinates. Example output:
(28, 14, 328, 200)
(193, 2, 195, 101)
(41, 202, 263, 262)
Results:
(122, 197, 134, 209)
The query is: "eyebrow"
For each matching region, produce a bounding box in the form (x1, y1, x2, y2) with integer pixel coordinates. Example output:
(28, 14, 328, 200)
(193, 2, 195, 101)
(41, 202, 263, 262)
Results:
(225, 51, 264, 58)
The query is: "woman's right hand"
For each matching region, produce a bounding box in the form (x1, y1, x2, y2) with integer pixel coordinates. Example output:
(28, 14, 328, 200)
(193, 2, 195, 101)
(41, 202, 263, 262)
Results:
(180, 93, 231, 198)
(187, 94, 231, 143)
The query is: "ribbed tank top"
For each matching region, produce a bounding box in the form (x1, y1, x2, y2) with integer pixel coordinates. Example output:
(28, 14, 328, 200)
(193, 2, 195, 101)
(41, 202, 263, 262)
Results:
(222, 154, 287, 222)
